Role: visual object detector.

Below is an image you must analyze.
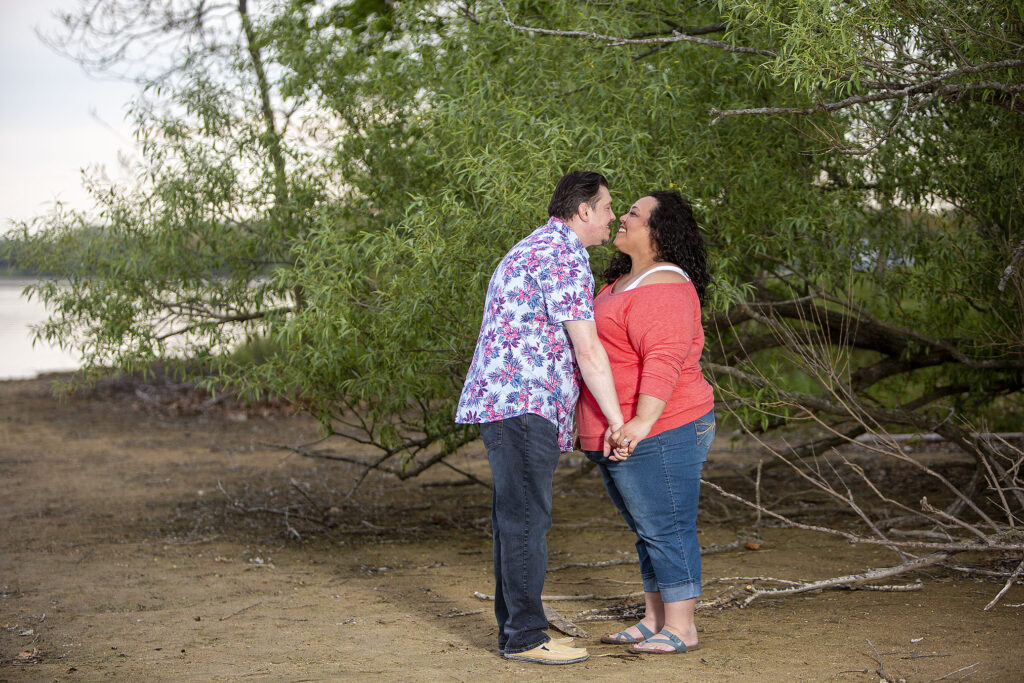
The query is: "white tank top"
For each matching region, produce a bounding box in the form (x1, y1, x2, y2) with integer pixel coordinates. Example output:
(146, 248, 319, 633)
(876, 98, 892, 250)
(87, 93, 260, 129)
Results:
(620, 265, 689, 292)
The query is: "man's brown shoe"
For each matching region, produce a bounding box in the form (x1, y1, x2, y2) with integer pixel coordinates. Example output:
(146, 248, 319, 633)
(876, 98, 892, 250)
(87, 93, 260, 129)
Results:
(548, 635, 575, 648)
(503, 641, 589, 664)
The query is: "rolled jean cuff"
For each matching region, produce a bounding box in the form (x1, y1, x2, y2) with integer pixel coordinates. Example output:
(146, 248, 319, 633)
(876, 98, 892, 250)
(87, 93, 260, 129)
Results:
(641, 574, 659, 593)
(659, 580, 702, 603)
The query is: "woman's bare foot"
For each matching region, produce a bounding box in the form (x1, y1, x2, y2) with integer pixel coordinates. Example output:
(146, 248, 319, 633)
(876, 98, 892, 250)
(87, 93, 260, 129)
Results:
(600, 618, 660, 644)
(628, 625, 698, 653)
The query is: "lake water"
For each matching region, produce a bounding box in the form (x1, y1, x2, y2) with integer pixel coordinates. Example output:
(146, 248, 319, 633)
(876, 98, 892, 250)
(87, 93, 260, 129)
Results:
(0, 279, 81, 380)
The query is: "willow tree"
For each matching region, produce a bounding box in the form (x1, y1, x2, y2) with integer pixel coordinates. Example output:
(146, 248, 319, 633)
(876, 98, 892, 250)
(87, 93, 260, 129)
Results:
(10, 0, 333, 379)
(265, 0, 1023, 454)
(10, 0, 1023, 589)
(246, 0, 835, 476)
(13, 1, 1022, 509)
(254, 0, 1022, 590)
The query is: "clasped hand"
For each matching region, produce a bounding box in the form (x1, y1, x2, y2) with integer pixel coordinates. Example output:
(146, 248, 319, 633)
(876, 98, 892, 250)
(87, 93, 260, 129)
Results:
(604, 417, 654, 461)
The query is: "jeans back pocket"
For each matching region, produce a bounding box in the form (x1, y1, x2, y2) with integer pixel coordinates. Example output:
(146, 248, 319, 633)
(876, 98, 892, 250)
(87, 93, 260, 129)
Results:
(694, 412, 716, 452)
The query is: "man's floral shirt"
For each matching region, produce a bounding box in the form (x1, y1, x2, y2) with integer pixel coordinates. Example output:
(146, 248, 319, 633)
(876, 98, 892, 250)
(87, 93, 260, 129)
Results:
(456, 217, 595, 451)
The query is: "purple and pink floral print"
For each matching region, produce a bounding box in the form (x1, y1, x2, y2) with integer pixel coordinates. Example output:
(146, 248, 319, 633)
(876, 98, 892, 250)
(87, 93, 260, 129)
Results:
(456, 217, 595, 451)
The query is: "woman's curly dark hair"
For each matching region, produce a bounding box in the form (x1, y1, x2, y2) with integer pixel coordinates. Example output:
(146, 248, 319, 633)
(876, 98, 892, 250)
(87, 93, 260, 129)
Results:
(602, 190, 711, 304)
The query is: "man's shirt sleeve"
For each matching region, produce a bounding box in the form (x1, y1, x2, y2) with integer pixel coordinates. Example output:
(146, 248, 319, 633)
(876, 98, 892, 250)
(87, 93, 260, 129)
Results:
(536, 244, 595, 324)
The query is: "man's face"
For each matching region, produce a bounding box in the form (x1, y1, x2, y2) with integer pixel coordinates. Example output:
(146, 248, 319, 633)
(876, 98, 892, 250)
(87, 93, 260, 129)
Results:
(579, 185, 615, 247)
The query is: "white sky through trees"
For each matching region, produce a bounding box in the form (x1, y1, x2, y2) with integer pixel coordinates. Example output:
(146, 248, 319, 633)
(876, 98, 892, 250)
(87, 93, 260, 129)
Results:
(0, 0, 138, 228)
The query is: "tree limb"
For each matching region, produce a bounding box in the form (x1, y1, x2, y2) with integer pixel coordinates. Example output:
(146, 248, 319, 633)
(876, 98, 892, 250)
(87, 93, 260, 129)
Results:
(983, 558, 1024, 611)
(711, 62, 1024, 124)
(999, 237, 1024, 292)
(700, 479, 1022, 552)
(153, 306, 294, 340)
(495, 0, 775, 56)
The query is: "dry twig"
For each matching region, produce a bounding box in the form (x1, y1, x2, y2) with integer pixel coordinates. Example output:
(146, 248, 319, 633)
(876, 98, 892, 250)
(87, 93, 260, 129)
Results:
(926, 662, 980, 682)
(982, 557, 1024, 611)
(220, 601, 262, 621)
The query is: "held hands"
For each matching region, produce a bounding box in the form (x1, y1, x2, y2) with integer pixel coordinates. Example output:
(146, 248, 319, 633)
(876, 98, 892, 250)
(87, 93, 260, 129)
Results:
(602, 422, 624, 458)
(606, 417, 655, 462)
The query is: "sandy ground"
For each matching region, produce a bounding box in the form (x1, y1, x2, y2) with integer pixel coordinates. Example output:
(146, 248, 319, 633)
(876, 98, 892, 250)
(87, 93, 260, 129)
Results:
(1, 375, 1021, 681)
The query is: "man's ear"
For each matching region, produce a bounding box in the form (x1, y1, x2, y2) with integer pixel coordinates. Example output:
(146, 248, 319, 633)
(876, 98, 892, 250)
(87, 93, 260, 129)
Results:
(576, 201, 590, 221)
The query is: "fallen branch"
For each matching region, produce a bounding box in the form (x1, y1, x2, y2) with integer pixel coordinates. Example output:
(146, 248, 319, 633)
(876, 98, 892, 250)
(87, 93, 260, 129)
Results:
(740, 556, 938, 607)
(575, 614, 640, 622)
(705, 575, 803, 586)
(542, 603, 588, 637)
(472, 590, 623, 634)
(472, 591, 638, 602)
(927, 662, 980, 682)
(704, 530, 765, 554)
(216, 481, 328, 534)
(436, 608, 484, 618)
(867, 639, 897, 683)
(982, 557, 1024, 611)
(702, 479, 1023, 552)
(548, 532, 758, 571)
(548, 555, 636, 572)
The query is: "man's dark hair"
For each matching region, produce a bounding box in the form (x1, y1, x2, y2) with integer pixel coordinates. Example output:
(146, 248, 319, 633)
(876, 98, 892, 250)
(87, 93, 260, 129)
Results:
(547, 171, 609, 221)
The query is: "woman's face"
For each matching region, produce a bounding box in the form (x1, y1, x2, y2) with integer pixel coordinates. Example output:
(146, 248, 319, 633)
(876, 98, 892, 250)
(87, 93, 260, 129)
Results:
(613, 196, 658, 256)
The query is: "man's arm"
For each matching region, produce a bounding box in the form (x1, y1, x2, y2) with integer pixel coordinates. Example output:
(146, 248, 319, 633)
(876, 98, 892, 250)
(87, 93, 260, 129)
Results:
(564, 319, 624, 454)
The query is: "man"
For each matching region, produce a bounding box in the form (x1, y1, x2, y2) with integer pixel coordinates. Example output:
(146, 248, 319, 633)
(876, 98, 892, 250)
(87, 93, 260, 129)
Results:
(456, 171, 625, 664)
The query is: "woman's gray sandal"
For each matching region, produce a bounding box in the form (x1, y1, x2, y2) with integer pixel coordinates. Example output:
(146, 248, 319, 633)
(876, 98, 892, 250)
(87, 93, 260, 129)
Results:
(600, 621, 655, 644)
(627, 629, 697, 654)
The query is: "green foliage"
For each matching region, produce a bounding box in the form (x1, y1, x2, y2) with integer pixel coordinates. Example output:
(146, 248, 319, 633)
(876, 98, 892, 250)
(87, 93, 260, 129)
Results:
(9, 0, 1022, 468)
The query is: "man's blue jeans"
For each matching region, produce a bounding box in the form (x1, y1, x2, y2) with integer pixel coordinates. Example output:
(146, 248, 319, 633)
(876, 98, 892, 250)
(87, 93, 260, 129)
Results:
(585, 410, 715, 602)
(479, 413, 560, 654)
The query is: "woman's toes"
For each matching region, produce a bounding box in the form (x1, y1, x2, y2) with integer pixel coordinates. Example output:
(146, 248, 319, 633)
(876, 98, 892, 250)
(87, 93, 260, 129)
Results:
(638, 643, 671, 655)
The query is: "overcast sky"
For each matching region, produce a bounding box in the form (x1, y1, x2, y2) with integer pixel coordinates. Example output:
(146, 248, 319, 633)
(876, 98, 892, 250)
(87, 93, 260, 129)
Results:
(0, 0, 140, 228)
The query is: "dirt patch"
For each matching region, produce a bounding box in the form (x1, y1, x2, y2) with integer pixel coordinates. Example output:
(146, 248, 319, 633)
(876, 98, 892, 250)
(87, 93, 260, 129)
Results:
(0, 376, 1021, 681)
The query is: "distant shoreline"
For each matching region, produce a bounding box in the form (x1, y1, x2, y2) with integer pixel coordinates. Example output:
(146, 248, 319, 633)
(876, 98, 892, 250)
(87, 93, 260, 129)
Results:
(0, 278, 81, 380)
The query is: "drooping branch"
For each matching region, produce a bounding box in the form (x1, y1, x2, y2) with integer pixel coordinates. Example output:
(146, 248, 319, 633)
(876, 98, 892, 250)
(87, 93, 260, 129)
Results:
(707, 360, 990, 436)
(490, 1, 1023, 144)
(495, 0, 776, 56)
(710, 74, 1024, 125)
(712, 296, 1022, 522)
(266, 426, 482, 490)
(41, 0, 240, 84)
(153, 306, 294, 340)
(723, 293, 1024, 385)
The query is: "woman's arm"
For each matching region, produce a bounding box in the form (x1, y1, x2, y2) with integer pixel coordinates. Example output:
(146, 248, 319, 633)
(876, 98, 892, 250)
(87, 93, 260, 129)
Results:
(607, 393, 665, 461)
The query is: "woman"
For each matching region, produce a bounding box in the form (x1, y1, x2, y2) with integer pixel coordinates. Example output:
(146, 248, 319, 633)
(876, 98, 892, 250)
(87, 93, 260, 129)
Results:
(577, 190, 715, 654)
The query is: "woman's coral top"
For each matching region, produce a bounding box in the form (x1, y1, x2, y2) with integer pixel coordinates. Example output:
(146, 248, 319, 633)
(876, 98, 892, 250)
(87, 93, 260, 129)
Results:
(577, 279, 714, 451)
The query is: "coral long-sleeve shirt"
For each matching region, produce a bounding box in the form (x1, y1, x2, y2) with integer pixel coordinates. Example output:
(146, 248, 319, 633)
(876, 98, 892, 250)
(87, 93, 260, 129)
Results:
(577, 280, 714, 451)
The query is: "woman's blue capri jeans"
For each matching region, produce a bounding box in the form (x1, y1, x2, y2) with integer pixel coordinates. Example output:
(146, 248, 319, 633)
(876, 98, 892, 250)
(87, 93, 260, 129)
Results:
(585, 409, 715, 602)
